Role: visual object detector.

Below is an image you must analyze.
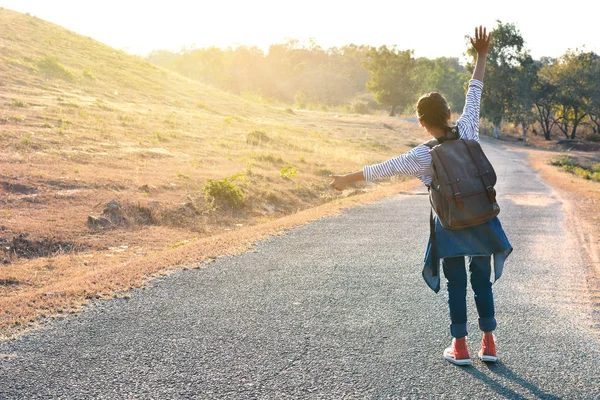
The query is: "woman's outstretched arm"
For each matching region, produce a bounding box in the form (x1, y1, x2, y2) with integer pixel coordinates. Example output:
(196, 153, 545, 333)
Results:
(329, 145, 430, 191)
(329, 171, 364, 191)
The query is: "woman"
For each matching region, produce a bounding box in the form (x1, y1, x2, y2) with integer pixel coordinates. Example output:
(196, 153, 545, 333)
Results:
(329, 26, 512, 366)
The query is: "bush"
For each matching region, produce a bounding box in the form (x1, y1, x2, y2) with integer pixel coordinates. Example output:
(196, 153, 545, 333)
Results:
(295, 91, 307, 109)
(280, 166, 297, 179)
(9, 99, 26, 108)
(82, 69, 95, 79)
(246, 130, 271, 146)
(350, 100, 370, 114)
(571, 166, 591, 179)
(549, 154, 576, 168)
(37, 57, 75, 81)
(204, 174, 245, 208)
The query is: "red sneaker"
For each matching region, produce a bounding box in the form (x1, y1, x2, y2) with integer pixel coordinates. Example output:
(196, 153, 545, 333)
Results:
(443, 337, 471, 366)
(478, 332, 498, 362)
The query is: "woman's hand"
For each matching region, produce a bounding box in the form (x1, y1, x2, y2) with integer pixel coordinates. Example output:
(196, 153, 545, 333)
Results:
(470, 25, 491, 56)
(329, 175, 349, 191)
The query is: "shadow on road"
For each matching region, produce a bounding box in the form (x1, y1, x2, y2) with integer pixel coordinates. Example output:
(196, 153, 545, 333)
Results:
(460, 361, 560, 399)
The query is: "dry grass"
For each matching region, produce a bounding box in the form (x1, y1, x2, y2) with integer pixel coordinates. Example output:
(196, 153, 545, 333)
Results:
(0, 9, 429, 338)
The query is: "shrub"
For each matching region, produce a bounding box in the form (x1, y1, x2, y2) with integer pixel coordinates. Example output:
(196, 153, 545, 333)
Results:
(9, 99, 26, 108)
(37, 57, 75, 81)
(572, 166, 591, 179)
(82, 69, 95, 79)
(294, 91, 307, 109)
(204, 174, 245, 208)
(351, 101, 370, 114)
(57, 115, 71, 127)
(549, 154, 575, 168)
(280, 166, 297, 179)
(246, 130, 271, 146)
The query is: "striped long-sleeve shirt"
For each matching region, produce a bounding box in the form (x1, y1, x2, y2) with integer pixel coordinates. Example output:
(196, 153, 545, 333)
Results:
(363, 79, 484, 186)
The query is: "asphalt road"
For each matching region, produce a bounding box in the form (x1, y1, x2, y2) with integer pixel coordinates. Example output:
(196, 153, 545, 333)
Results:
(1, 141, 600, 399)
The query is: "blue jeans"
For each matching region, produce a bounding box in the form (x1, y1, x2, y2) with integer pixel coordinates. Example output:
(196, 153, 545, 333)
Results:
(442, 256, 497, 338)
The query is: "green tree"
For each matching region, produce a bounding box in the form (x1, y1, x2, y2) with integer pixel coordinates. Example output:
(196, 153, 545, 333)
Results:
(468, 21, 526, 138)
(364, 46, 417, 116)
(582, 53, 600, 135)
(415, 57, 469, 112)
(549, 50, 599, 139)
(506, 54, 539, 143)
(533, 80, 557, 140)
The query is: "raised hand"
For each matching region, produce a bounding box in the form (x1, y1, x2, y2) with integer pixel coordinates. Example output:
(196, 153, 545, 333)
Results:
(470, 26, 491, 55)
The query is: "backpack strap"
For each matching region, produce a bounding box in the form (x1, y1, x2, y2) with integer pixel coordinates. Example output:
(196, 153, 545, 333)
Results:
(423, 126, 459, 149)
(424, 138, 439, 149)
(444, 126, 460, 141)
(462, 140, 496, 203)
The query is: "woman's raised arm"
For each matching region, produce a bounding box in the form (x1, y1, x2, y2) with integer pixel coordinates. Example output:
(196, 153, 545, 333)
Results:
(471, 26, 491, 82)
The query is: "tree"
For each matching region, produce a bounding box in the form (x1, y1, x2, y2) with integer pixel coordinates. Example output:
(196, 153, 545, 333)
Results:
(468, 21, 527, 138)
(588, 84, 600, 135)
(506, 54, 539, 143)
(548, 50, 598, 139)
(583, 54, 600, 135)
(364, 46, 417, 116)
(530, 57, 557, 140)
(415, 57, 469, 112)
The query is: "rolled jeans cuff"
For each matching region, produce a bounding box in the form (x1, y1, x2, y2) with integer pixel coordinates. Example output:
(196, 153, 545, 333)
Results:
(478, 317, 497, 332)
(450, 323, 468, 339)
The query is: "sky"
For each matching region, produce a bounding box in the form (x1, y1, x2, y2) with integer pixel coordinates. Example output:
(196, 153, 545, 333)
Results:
(1, 0, 598, 60)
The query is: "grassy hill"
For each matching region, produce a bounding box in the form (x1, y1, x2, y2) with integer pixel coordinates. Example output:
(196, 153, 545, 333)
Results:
(0, 8, 426, 337)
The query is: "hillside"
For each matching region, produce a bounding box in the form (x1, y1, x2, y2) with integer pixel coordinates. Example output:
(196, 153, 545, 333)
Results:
(0, 8, 427, 337)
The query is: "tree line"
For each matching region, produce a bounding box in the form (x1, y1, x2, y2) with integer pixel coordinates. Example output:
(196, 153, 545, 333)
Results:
(148, 40, 468, 115)
(148, 21, 600, 141)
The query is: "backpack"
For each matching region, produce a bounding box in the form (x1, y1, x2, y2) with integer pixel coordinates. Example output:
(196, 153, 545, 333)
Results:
(424, 126, 500, 230)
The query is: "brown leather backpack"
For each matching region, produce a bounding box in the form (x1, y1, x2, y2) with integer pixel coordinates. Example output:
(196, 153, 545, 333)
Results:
(424, 126, 500, 230)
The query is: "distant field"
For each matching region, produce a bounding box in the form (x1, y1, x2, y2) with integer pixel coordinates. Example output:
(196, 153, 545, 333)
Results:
(0, 9, 427, 337)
